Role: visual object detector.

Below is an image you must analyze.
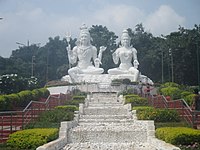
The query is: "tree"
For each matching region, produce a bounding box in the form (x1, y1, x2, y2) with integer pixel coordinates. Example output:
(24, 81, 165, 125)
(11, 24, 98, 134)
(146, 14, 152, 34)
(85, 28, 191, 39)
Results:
(90, 25, 118, 72)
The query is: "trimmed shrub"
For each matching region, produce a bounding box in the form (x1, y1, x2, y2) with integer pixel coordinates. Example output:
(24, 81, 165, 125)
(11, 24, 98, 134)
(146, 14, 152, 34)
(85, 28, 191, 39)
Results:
(27, 105, 77, 128)
(111, 79, 123, 86)
(55, 105, 78, 112)
(18, 90, 33, 107)
(125, 94, 148, 106)
(0, 95, 7, 111)
(3, 94, 20, 110)
(72, 95, 85, 101)
(39, 88, 50, 98)
(135, 106, 180, 122)
(32, 89, 43, 101)
(7, 128, 58, 150)
(160, 86, 181, 100)
(184, 93, 195, 106)
(156, 127, 200, 145)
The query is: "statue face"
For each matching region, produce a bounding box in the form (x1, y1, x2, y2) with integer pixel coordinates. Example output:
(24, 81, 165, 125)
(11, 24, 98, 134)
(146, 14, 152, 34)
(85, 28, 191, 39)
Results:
(121, 36, 130, 47)
(80, 33, 90, 45)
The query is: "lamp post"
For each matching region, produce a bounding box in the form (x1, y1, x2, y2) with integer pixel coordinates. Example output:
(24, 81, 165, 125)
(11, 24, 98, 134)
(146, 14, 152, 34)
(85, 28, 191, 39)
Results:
(16, 41, 35, 77)
(197, 28, 200, 90)
(169, 48, 174, 82)
(161, 49, 164, 83)
(31, 56, 35, 77)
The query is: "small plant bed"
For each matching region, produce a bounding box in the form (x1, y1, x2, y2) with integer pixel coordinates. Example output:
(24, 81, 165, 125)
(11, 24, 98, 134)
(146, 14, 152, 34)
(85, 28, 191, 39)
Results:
(6, 128, 58, 150)
(156, 127, 200, 150)
(26, 105, 78, 129)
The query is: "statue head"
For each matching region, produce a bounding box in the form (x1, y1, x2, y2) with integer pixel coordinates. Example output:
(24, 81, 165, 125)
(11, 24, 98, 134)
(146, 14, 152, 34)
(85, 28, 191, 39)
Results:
(121, 29, 131, 47)
(79, 24, 91, 46)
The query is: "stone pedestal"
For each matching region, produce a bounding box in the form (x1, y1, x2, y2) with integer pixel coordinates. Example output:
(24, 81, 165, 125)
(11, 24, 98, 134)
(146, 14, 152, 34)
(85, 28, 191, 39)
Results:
(61, 74, 153, 85)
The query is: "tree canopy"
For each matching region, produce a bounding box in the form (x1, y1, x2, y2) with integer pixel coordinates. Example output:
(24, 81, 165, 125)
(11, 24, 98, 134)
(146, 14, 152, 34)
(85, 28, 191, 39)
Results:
(0, 24, 199, 87)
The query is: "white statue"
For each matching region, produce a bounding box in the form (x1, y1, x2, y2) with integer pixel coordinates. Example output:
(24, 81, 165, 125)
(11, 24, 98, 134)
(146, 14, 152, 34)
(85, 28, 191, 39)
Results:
(67, 24, 106, 82)
(108, 29, 139, 81)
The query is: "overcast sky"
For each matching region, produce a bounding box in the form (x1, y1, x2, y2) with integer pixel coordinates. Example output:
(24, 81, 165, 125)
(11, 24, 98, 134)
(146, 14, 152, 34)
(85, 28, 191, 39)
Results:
(0, 0, 200, 58)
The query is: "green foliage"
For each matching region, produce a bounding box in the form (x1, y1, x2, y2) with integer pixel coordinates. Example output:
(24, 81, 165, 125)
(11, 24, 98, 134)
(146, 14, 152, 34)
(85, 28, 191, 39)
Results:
(72, 95, 85, 100)
(135, 106, 180, 122)
(160, 86, 181, 100)
(39, 88, 50, 98)
(184, 94, 196, 106)
(125, 94, 148, 106)
(156, 127, 200, 145)
(0, 88, 49, 111)
(55, 105, 78, 112)
(27, 105, 77, 129)
(64, 95, 85, 107)
(18, 90, 33, 107)
(7, 128, 58, 150)
(0, 74, 39, 94)
(111, 79, 122, 86)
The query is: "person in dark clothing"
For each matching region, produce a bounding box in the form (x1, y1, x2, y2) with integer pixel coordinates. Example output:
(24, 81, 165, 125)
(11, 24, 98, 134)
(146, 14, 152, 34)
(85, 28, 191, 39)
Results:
(192, 88, 200, 111)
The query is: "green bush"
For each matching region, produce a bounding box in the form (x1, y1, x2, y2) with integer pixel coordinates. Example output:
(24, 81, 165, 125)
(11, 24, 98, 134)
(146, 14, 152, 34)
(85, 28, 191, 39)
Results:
(111, 79, 123, 86)
(156, 127, 200, 145)
(32, 89, 43, 101)
(72, 95, 85, 101)
(65, 95, 85, 106)
(0, 95, 7, 110)
(184, 93, 195, 106)
(0, 88, 50, 111)
(125, 94, 148, 106)
(39, 88, 50, 98)
(7, 128, 58, 150)
(55, 105, 78, 112)
(160, 86, 181, 100)
(27, 105, 77, 128)
(3, 94, 20, 110)
(135, 106, 180, 122)
(18, 90, 33, 107)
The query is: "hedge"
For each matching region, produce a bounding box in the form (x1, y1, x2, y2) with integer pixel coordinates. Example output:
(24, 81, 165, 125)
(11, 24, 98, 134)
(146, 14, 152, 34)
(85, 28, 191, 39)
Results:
(0, 88, 50, 111)
(156, 127, 200, 145)
(124, 94, 148, 106)
(26, 105, 77, 129)
(7, 128, 58, 150)
(65, 96, 85, 106)
(134, 106, 180, 122)
(160, 86, 182, 100)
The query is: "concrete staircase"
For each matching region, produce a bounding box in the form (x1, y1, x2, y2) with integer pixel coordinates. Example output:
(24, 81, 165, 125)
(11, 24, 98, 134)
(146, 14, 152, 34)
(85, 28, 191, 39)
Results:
(37, 92, 180, 150)
(61, 92, 180, 150)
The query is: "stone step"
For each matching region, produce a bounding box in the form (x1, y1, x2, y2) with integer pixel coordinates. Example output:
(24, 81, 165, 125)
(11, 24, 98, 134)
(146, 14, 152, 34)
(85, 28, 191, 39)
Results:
(87, 103, 123, 107)
(62, 142, 157, 150)
(78, 121, 136, 126)
(83, 107, 128, 115)
(80, 114, 132, 120)
(68, 126, 148, 143)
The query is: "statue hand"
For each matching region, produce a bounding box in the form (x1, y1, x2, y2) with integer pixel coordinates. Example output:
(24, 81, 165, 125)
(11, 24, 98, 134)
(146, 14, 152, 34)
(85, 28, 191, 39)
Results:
(100, 46, 107, 52)
(68, 49, 73, 56)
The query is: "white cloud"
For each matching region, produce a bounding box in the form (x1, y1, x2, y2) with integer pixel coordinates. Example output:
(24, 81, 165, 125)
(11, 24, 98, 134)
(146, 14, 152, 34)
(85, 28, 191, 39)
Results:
(93, 4, 145, 35)
(0, 3, 188, 58)
(144, 5, 185, 36)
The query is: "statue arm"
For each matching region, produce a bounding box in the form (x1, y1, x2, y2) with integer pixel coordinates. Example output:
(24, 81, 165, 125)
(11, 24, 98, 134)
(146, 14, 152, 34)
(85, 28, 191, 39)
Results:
(68, 47, 77, 64)
(112, 49, 119, 64)
(98, 46, 106, 62)
(132, 48, 139, 68)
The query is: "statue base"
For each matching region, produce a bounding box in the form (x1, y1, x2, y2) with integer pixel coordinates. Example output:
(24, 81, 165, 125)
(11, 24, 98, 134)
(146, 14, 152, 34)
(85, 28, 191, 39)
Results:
(61, 74, 153, 85)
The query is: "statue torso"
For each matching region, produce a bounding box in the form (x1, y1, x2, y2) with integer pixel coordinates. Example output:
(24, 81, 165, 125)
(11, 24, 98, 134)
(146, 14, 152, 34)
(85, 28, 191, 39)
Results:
(76, 45, 95, 69)
(117, 47, 133, 70)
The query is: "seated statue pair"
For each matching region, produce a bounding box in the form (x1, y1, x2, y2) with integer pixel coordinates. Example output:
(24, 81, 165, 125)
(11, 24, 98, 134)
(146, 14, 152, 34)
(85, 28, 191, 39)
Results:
(67, 24, 139, 82)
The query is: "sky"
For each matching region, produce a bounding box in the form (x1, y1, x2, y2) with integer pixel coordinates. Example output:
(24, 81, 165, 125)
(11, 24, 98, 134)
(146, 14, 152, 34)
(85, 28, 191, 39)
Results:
(0, 0, 200, 58)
